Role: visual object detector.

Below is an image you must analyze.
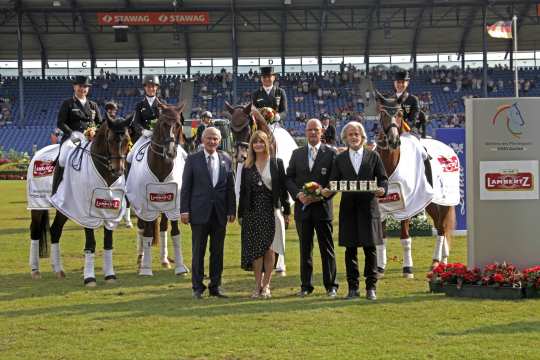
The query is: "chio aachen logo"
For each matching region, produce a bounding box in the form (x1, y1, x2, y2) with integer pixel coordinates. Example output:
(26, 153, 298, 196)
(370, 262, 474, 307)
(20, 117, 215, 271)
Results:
(491, 102, 525, 139)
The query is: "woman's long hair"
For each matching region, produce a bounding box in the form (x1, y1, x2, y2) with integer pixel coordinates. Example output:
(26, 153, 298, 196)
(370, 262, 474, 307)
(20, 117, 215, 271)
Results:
(244, 130, 271, 168)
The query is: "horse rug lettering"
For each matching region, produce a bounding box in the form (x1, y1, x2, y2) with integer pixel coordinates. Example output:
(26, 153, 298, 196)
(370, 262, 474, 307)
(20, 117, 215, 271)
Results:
(126, 139, 186, 221)
(27, 144, 60, 210)
(49, 143, 126, 230)
(420, 138, 460, 207)
(379, 134, 434, 220)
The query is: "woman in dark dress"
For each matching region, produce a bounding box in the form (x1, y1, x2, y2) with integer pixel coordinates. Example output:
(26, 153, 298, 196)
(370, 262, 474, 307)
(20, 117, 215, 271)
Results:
(238, 131, 290, 299)
(324, 121, 388, 301)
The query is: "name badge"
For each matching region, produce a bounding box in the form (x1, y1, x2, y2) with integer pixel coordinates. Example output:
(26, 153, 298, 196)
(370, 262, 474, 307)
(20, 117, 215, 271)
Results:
(90, 109, 96, 120)
(71, 108, 80, 112)
(321, 167, 327, 175)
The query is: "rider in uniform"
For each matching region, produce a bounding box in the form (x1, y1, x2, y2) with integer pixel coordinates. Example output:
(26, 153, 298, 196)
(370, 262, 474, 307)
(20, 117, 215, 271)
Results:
(194, 111, 213, 148)
(251, 66, 288, 123)
(52, 75, 102, 193)
(393, 70, 422, 137)
(131, 75, 165, 147)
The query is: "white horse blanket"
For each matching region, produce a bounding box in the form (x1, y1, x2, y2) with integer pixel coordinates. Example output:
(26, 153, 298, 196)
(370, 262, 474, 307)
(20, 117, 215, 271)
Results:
(26, 144, 59, 210)
(126, 139, 187, 222)
(421, 137, 460, 206)
(49, 141, 126, 230)
(379, 134, 434, 220)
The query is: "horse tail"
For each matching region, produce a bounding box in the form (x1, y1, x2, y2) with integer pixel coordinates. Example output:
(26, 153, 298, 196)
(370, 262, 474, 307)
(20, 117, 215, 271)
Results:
(152, 219, 160, 247)
(39, 211, 50, 258)
(443, 205, 456, 249)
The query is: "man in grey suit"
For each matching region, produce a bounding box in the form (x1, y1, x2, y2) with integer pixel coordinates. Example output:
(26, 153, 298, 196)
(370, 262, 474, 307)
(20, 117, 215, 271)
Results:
(181, 127, 236, 299)
(286, 118, 339, 298)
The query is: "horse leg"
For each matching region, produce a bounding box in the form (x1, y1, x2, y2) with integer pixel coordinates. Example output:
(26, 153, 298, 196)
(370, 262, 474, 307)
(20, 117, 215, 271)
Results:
(49, 212, 68, 278)
(171, 220, 189, 275)
(29, 210, 48, 279)
(439, 205, 455, 264)
(159, 215, 171, 268)
(103, 228, 117, 283)
(123, 197, 133, 228)
(83, 228, 97, 287)
(139, 220, 154, 276)
(400, 219, 414, 279)
(136, 217, 144, 267)
(376, 219, 388, 278)
(426, 203, 452, 269)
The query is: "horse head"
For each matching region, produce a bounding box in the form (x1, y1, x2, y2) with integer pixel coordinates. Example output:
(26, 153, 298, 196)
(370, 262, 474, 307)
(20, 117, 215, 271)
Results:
(375, 90, 402, 150)
(225, 101, 272, 163)
(101, 114, 132, 178)
(152, 103, 185, 160)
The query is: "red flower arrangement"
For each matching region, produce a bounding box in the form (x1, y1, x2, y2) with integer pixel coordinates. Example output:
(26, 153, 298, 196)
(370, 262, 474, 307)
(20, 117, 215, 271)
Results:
(522, 265, 540, 289)
(481, 262, 521, 288)
(427, 263, 481, 288)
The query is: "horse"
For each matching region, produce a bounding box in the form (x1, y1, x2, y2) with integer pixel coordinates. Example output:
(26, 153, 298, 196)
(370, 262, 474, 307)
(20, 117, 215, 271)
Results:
(48, 115, 131, 286)
(126, 104, 189, 276)
(376, 94, 457, 278)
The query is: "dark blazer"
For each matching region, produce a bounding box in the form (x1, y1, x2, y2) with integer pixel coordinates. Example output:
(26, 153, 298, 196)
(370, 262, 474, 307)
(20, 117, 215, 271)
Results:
(330, 149, 388, 248)
(180, 150, 236, 226)
(57, 97, 102, 139)
(286, 143, 336, 221)
(322, 124, 336, 146)
(397, 92, 420, 126)
(131, 97, 165, 139)
(238, 157, 291, 219)
(251, 86, 288, 121)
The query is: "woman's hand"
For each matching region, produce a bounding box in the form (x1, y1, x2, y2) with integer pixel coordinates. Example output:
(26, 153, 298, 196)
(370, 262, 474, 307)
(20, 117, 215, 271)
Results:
(375, 187, 385, 197)
(284, 214, 290, 229)
(321, 188, 334, 198)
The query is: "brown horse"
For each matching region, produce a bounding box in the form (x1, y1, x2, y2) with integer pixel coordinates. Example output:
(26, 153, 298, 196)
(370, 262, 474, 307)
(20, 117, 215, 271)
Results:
(48, 115, 131, 286)
(376, 95, 456, 279)
(136, 104, 189, 276)
(225, 101, 273, 164)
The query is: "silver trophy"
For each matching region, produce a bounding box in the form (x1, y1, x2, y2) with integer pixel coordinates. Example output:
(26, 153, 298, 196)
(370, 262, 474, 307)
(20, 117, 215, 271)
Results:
(349, 180, 357, 191)
(329, 181, 338, 191)
(359, 180, 368, 191)
(369, 179, 378, 191)
(339, 180, 348, 191)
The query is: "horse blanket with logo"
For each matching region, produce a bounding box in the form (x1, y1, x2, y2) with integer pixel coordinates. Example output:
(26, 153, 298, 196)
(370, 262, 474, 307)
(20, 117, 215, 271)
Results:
(379, 134, 434, 220)
(26, 144, 59, 210)
(49, 141, 126, 230)
(126, 138, 187, 222)
(420, 138, 460, 207)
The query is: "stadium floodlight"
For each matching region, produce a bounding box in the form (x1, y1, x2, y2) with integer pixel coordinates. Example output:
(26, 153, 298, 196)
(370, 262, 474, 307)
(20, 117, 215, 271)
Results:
(284, 0, 292, 5)
(52, 0, 62, 6)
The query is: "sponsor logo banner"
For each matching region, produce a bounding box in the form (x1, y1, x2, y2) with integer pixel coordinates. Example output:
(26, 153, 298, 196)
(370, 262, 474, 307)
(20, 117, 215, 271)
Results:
(485, 172, 533, 191)
(95, 198, 121, 209)
(480, 160, 539, 200)
(33, 160, 55, 177)
(97, 12, 209, 26)
(379, 192, 401, 203)
(149, 193, 174, 202)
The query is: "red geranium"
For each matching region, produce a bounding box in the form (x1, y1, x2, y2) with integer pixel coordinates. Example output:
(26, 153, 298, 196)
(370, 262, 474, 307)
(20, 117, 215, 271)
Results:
(481, 262, 521, 288)
(427, 263, 481, 287)
(522, 265, 540, 289)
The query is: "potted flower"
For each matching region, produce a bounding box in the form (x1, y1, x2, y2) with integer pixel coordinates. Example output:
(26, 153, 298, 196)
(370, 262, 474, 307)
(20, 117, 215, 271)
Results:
(427, 263, 481, 295)
(522, 265, 540, 298)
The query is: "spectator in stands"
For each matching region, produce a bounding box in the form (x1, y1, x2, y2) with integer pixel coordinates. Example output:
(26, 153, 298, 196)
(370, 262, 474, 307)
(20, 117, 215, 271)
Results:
(105, 101, 118, 119)
(194, 111, 213, 148)
(321, 114, 336, 146)
(252, 66, 288, 123)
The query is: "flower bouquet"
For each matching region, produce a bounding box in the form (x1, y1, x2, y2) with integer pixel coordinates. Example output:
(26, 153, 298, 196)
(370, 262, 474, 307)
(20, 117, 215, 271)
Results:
(303, 181, 323, 200)
(84, 122, 97, 141)
(260, 107, 277, 124)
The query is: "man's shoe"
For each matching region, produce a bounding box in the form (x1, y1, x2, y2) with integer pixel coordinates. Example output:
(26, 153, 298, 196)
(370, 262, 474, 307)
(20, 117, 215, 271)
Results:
(297, 289, 311, 297)
(345, 289, 360, 299)
(209, 289, 228, 298)
(327, 288, 338, 298)
(366, 289, 377, 301)
(192, 291, 203, 299)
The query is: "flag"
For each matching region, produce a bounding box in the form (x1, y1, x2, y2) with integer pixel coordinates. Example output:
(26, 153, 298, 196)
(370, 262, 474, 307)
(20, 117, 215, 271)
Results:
(487, 21, 513, 39)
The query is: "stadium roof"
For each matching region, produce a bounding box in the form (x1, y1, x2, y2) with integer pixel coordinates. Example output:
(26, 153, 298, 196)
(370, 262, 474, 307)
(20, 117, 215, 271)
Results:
(0, 0, 539, 61)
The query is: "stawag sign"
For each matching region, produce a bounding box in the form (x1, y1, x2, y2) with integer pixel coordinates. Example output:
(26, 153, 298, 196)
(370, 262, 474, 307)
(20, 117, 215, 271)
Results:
(97, 12, 209, 26)
(479, 160, 538, 200)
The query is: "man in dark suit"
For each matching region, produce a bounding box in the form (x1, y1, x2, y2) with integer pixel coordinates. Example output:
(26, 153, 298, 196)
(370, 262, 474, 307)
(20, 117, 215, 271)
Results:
(286, 118, 338, 298)
(321, 114, 336, 146)
(180, 127, 236, 299)
(251, 66, 287, 122)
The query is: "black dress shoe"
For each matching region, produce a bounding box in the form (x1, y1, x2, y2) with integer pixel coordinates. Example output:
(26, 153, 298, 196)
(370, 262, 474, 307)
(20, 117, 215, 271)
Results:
(345, 289, 360, 299)
(326, 288, 338, 298)
(192, 291, 203, 299)
(366, 289, 377, 301)
(209, 289, 228, 298)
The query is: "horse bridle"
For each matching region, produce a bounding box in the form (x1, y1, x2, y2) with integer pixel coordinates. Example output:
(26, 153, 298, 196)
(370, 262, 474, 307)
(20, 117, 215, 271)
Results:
(150, 121, 181, 159)
(71, 128, 128, 172)
(377, 105, 402, 150)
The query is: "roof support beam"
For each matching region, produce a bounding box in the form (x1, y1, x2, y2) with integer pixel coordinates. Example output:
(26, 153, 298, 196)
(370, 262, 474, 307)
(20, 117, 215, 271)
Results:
(70, 0, 95, 78)
(505, 0, 533, 57)
(457, 6, 479, 59)
(124, 0, 143, 79)
(411, 0, 434, 74)
(318, 0, 328, 75)
(25, 12, 48, 78)
(231, 0, 238, 104)
(364, 0, 380, 72)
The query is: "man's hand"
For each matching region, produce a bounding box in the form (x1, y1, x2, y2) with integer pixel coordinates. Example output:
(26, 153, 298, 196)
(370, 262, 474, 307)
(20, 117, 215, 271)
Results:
(297, 192, 313, 205)
(228, 215, 236, 223)
(284, 214, 290, 229)
(180, 213, 190, 224)
(375, 187, 385, 197)
(321, 188, 334, 198)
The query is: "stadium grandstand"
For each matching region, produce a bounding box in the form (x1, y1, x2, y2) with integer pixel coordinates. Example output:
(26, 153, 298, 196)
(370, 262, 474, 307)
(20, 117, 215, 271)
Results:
(1, 0, 540, 153)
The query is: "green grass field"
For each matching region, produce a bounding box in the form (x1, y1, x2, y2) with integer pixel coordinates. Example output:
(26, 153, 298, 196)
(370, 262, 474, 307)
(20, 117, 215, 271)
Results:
(1, 180, 539, 360)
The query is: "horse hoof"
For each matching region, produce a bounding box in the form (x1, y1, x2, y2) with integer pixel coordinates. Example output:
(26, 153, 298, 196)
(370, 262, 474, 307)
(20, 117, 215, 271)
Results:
(125, 222, 133, 229)
(402, 267, 414, 279)
(104, 275, 117, 284)
(31, 271, 41, 280)
(161, 262, 172, 269)
(84, 278, 97, 287)
(139, 269, 153, 276)
(56, 271, 66, 279)
(175, 266, 190, 276)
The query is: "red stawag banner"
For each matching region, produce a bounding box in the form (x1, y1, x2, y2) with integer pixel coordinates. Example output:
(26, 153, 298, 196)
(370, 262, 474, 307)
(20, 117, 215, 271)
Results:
(97, 12, 209, 26)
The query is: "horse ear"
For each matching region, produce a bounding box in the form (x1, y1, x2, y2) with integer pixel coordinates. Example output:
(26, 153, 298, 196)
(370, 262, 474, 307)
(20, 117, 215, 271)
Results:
(225, 101, 235, 114)
(243, 103, 252, 115)
(374, 89, 385, 103)
(176, 102, 185, 113)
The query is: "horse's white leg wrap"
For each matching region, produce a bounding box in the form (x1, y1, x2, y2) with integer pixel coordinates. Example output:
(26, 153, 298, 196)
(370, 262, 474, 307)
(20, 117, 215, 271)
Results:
(376, 238, 387, 270)
(83, 251, 96, 281)
(160, 231, 169, 264)
(139, 237, 153, 276)
(136, 229, 144, 256)
(29, 239, 40, 272)
(433, 235, 445, 262)
(103, 249, 115, 278)
(172, 234, 189, 275)
(50, 243, 64, 273)
(442, 236, 449, 264)
(401, 237, 413, 268)
(276, 254, 286, 272)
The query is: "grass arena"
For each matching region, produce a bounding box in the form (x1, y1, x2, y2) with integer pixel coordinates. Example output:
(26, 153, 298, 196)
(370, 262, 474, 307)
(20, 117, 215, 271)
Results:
(1, 180, 539, 359)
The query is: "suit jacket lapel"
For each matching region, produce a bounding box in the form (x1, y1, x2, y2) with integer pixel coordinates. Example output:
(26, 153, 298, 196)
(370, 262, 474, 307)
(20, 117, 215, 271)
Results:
(358, 149, 369, 179)
(200, 151, 213, 185)
(217, 152, 225, 185)
(343, 149, 357, 177)
(300, 146, 310, 175)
